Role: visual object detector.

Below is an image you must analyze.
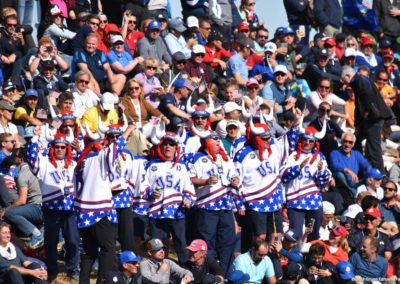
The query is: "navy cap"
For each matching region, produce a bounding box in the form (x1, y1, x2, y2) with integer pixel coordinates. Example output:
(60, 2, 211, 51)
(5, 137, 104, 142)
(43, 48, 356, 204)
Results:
(3, 81, 16, 91)
(314, 32, 326, 42)
(318, 48, 329, 58)
(282, 27, 294, 35)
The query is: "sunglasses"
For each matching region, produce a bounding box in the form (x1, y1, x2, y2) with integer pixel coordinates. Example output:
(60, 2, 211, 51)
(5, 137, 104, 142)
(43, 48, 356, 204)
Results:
(211, 137, 220, 141)
(129, 86, 140, 91)
(318, 108, 331, 113)
(247, 86, 258, 90)
(246, 2, 255, 6)
(325, 45, 334, 48)
(114, 42, 124, 46)
(54, 145, 66, 150)
(347, 43, 356, 46)
(383, 187, 396, 191)
(6, 23, 17, 27)
(275, 72, 286, 77)
(194, 116, 207, 120)
(377, 78, 388, 82)
(78, 79, 90, 84)
(261, 136, 271, 141)
(5, 140, 16, 144)
(176, 60, 186, 65)
(202, 27, 211, 31)
(101, 20, 108, 24)
(195, 53, 205, 57)
(303, 138, 316, 144)
(258, 35, 268, 39)
(365, 216, 377, 222)
(147, 66, 157, 70)
(129, 21, 136, 24)
(107, 134, 120, 139)
(342, 140, 354, 144)
(319, 85, 330, 90)
(240, 30, 250, 33)
(89, 22, 100, 26)
(162, 141, 177, 146)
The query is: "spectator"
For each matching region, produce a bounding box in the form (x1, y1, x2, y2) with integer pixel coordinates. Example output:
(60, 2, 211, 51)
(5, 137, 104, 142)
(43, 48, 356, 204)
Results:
(254, 27, 270, 51)
(314, 0, 342, 37)
(204, 31, 233, 73)
(349, 236, 388, 280)
(120, 12, 144, 56)
(348, 207, 393, 259)
(230, 239, 276, 284)
(374, 70, 396, 108)
(276, 229, 304, 263)
(107, 34, 143, 76)
(71, 70, 100, 119)
(2, 146, 44, 249)
(184, 44, 213, 84)
(305, 243, 336, 284)
(137, 20, 172, 67)
(208, 0, 234, 48)
(216, 102, 245, 139)
(164, 18, 195, 59)
(355, 36, 382, 70)
(0, 100, 20, 147)
(0, 222, 48, 284)
(160, 51, 190, 89)
(355, 168, 385, 200)
(238, 0, 260, 26)
(103, 251, 142, 284)
(184, 239, 225, 283)
(1, 81, 19, 106)
(13, 89, 43, 137)
(135, 57, 164, 108)
(251, 42, 279, 83)
(221, 120, 242, 155)
(140, 238, 193, 284)
(318, 201, 335, 241)
(335, 261, 355, 284)
(330, 132, 371, 205)
(198, 18, 213, 45)
(374, 0, 400, 51)
(226, 38, 254, 88)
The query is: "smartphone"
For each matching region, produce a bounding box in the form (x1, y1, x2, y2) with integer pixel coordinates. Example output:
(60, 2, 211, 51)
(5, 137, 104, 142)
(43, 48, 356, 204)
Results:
(308, 218, 316, 230)
(274, 236, 280, 242)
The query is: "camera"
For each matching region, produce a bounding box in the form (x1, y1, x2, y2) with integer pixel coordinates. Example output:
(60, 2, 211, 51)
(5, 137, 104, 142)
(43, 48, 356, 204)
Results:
(46, 46, 53, 53)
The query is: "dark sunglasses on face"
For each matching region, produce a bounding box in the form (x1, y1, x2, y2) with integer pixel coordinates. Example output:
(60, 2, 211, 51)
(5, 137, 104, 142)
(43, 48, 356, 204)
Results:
(247, 86, 258, 90)
(129, 21, 136, 24)
(258, 35, 268, 39)
(89, 22, 100, 26)
(54, 145, 66, 150)
(195, 53, 205, 58)
(319, 85, 330, 90)
(377, 78, 388, 82)
(318, 108, 331, 113)
(129, 86, 140, 91)
(147, 66, 157, 70)
(101, 20, 108, 24)
(162, 141, 177, 146)
(79, 79, 90, 84)
(114, 42, 124, 46)
(275, 72, 286, 77)
(6, 23, 17, 27)
(365, 216, 376, 222)
(107, 134, 120, 139)
(211, 137, 220, 141)
(176, 60, 187, 65)
(261, 136, 271, 141)
(383, 187, 396, 191)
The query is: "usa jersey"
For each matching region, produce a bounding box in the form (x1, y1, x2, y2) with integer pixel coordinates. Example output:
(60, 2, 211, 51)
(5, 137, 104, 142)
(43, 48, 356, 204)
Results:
(280, 151, 331, 210)
(280, 127, 300, 165)
(234, 141, 284, 213)
(230, 136, 246, 159)
(74, 137, 126, 228)
(27, 137, 76, 211)
(110, 149, 134, 209)
(189, 152, 240, 211)
(145, 159, 196, 219)
(128, 155, 150, 216)
(185, 135, 201, 154)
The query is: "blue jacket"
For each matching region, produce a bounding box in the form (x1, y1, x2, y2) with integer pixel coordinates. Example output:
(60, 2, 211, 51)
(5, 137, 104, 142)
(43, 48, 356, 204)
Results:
(283, 0, 311, 25)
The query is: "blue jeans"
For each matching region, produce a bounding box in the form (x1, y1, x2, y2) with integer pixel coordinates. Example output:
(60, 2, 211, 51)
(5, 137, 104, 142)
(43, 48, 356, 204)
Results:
(287, 207, 323, 241)
(18, 0, 41, 45)
(4, 203, 43, 236)
(43, 208, 80, 278)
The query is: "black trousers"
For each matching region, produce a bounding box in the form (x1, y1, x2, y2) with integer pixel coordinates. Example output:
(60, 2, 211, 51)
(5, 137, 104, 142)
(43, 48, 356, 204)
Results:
(355, 119, 385, 173)
(4, 262, 47, 284)
(79, 217, 117, 284)
(116, 207, 134, 251)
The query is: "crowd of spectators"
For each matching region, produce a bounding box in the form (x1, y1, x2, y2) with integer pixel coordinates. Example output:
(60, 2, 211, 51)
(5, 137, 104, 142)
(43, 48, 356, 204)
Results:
(0, 0, 400, 284)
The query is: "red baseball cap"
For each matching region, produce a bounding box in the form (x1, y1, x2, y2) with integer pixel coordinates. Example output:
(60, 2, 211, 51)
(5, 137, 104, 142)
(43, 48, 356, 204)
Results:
(331, 225, 348, 238)
(365, 207, 381, 219)
(187, 239, 208, 252)
(325, 37, 336, 47)
(361, 36, 375, 46)
(238, 22, 250, 32)
(382, 48, 394, 59)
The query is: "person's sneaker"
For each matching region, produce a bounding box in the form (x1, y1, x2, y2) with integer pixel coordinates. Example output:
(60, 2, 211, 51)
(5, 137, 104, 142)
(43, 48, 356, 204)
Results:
(27, 234, 44, 249)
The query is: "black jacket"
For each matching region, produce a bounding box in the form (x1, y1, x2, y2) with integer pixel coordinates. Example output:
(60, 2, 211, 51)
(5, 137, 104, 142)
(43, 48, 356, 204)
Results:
(283, 0, 311, 25)
(314, 0, 342, 29)
(349, 74, 393, 124)
(374, 0, 400, 37)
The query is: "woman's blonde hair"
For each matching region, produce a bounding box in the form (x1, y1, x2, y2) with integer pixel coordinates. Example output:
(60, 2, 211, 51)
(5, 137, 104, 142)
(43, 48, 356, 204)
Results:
(125, 78, 145, 100)
(206, 83, 219, 96)
(51, 276, 73, 284)
(1, 7, 17, 18)
(339, 237, 350, 253)
(345, 35, 359, 50)
(143, 57, 160, 73)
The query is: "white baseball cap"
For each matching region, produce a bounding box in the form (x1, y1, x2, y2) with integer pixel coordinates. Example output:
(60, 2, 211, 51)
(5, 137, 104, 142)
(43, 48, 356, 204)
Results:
(264, 42, 277, 54)
(192, 44, 205, 54)
(223, 102, 241, 113)
(344, 48, 357, 57)
(274, 64, 288, 74)
(112, 35, 124, 44)
(186, 16, 199, 28)
(323, 201, 335, 215)
(101, 92, 116, 110)
(226, 120, 240, 128)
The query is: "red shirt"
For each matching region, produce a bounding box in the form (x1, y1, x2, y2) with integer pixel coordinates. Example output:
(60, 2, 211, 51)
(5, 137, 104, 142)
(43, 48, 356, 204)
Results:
(204, 45, 233, 70)
(311, 240, 349, 266)
(125, 30, 144, 56)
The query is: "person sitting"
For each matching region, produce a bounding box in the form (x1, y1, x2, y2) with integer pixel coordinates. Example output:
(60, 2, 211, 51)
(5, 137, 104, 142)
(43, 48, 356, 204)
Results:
(0, 100, 20, 147)
(183, 239, 224, 284)
(71, 70, 100, 119)
(140, 239, 193, 284)
(230, 239, 276, 284)
(120, 13, 144, 56)
(274, 229, 304, 264)
(103, 251, 142, 284)
(164, 18, 195, 59)
(304, 243, 335, 284)
(379, 180, 400, 228)
(13, 89, 43, 137)
(184, 44, 214, 84)
(350, 236, 388, 281)
(2, 147, 44, 249)
(0, 222, 48, 284)
(355, 168, 385, 201)
(330, 132, 372, 206)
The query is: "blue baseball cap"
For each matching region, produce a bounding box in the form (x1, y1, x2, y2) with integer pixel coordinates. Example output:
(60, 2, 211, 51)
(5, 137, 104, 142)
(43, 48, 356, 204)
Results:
(282, 27, 294, 35)
(365, 168, 385, 180)
(336, 261, 355, 280)
(118, 251, 141, 265)
(148, 20, 161, 30)
(25, 89, 38, 98)
(228, 270, 250, 284)
(173, 78, 195, 91)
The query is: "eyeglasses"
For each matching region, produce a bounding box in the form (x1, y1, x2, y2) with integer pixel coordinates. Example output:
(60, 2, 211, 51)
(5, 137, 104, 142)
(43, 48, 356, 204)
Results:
(195, 53, 205, 58)
(162, 141, 177, 146)
(383, 187, 396, 191)
(275, 72, 286, 77)
(150, 29, 160, 33)
(114, 42, 124, 46)
(147, 66, 157, 70)
(342, 140, 354, 145)
(101, 20, 108, 24)
(176, 60, 186, 65)
(377, 78, 388, 82)
(54, 145, 66, 150)
(78, 79, 90, 84)
(247, 86, 258, 90)
(152, 247, 165, 252)
(246, 2, 255, 6)
(261, 136, 271, 141)
(319, 85, 330, 90)
(303, 139, 315, 144)
(89, 22, 100, 26)
(5, 140, 16, 144)
(258, 35, 268, 39)
(211, 137, 220, 141)
(318, 108, 331, 113)
(347, 43, 356, 47)
(107, 134, 120, 139)
(129, 86, 140, 91)
(129, 21, 136, 24)
(6, 23, 17, 27)
(365, 216, 377, 222)
(194, 116, 207, 120)
(202, 27, 211, 31)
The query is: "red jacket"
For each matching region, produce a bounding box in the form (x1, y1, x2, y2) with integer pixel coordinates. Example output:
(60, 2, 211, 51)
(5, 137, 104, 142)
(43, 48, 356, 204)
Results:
(204, 45, 233, 70)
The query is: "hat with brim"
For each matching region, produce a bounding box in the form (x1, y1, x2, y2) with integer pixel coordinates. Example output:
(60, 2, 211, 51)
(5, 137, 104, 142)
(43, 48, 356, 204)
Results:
(0, 101, 16, 111)
(336, 261, 355, 280)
